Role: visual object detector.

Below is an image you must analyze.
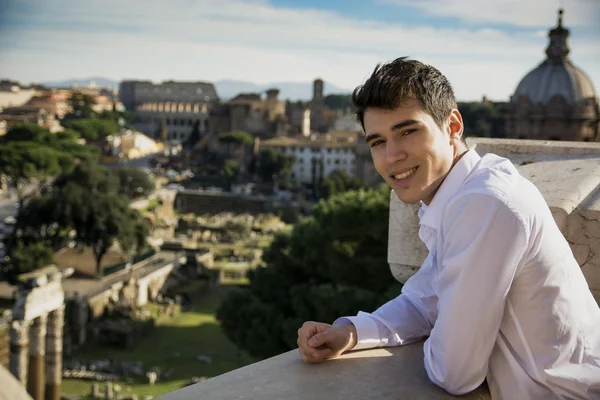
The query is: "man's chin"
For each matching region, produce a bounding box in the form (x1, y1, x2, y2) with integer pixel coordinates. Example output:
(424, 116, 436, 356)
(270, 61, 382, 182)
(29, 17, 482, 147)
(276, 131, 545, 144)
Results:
(393, 189, 422, 204)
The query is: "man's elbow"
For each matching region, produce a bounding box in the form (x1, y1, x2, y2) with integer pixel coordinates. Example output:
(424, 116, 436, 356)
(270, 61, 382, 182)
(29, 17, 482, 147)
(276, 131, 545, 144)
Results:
(435, 380, 480, 396)
(425, 363, 486, 395)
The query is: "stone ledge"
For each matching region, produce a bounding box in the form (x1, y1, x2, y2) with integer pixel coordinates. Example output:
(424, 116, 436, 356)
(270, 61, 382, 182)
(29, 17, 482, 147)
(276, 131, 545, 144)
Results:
(467, 137, 600, 156)
(159, 341, 490, 400)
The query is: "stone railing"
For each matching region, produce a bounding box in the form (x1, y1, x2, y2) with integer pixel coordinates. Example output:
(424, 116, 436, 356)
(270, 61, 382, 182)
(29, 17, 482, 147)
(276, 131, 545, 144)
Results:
(159, 341, 490, 400)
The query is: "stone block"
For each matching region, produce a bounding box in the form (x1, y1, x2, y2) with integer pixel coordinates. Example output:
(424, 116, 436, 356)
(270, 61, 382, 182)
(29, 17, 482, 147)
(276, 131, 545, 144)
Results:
(387, 191, 428, 282)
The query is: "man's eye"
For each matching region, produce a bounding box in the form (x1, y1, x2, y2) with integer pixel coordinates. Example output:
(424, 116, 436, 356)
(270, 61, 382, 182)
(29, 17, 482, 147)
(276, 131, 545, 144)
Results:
(403, 129, 417, 136)
(369, 140, 384, 148)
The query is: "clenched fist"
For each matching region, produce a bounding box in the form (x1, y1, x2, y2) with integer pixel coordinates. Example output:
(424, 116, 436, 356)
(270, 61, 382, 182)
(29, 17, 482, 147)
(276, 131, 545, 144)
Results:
(297, 321, 357, 363)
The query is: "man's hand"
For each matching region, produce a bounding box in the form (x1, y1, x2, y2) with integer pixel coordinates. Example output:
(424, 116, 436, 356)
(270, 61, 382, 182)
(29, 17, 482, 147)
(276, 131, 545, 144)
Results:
(297, 321, 357, 363)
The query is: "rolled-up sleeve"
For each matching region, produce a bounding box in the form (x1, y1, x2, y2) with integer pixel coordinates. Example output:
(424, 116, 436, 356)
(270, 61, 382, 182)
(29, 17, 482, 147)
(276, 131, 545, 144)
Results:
(424, 194, 528, 395)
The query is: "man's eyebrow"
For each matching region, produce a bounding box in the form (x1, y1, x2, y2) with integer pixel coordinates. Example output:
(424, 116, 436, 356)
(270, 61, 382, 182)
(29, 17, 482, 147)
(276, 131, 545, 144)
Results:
(365, 119, 420, 143)
(391, 119, 419, 131)
(365, 133, 381, 143)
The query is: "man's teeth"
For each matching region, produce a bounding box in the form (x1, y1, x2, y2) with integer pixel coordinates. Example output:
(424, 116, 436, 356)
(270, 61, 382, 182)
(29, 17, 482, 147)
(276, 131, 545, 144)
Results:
(394, 167, 417, 180)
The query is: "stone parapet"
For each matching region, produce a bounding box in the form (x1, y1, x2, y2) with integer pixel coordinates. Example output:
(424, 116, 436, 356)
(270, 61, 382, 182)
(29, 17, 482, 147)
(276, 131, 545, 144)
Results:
(159, 341, 490, 400)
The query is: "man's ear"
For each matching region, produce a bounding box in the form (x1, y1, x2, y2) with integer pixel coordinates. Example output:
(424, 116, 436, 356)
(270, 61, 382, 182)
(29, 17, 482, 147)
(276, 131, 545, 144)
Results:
(447, 109, 464, 141)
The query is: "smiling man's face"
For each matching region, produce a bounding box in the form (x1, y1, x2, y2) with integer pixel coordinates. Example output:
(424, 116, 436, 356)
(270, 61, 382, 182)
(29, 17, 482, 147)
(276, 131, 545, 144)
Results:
(364, 98, 465, 205)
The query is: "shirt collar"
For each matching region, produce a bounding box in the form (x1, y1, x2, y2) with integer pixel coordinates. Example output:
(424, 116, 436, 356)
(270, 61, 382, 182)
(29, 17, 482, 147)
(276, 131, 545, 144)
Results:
(419, 149, 481, 229)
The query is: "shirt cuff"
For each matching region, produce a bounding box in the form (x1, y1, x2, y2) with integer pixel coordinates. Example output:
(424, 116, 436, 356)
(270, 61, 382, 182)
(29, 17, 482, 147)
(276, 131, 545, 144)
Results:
(333, 311, 383, 351)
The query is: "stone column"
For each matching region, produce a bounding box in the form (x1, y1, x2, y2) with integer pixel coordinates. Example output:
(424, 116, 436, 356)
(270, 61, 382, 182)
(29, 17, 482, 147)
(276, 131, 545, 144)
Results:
(28, 314, 47, 400)
(10, 319, 31, 385)
(45, 306, 64, 400)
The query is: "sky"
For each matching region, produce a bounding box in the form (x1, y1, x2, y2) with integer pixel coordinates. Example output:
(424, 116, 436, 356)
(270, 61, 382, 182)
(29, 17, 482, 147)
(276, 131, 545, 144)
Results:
(0, 0, 599, 101)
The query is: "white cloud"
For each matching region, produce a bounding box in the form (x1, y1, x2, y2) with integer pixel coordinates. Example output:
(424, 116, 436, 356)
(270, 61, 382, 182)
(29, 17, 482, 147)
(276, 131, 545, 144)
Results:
(381, 0, 600, 28)
(0, 0, 598, 101)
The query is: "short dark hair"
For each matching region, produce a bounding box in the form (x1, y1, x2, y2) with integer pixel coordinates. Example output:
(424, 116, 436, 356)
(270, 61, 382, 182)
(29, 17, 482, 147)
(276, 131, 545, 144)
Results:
(352, 57, 457, 131)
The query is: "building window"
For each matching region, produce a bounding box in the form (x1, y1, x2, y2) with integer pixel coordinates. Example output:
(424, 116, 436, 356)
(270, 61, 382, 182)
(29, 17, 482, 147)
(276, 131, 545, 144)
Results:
(335, 159, 340, 164)
(327, 159, 331, 165)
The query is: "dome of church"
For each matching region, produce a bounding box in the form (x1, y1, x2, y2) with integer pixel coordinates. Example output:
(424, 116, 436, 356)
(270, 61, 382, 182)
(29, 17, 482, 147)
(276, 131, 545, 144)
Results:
(511, 9, 597, 105)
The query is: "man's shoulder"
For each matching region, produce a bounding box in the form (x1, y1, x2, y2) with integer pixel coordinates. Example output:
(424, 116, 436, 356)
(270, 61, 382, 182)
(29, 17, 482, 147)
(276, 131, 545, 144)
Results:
(447, 153, 546, 224)
(455, 153, 521, 204)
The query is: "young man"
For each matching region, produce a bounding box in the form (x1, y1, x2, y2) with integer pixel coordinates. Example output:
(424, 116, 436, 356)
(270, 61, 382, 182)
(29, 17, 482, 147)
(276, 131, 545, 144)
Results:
(296, 57, 600, 399)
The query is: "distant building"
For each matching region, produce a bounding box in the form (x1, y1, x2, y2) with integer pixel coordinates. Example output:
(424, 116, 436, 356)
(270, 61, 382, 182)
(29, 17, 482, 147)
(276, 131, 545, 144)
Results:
(118, 80, 219, 142)
(506, 9, 599, 141)
(24, 89, 72, 119)
(209, 89, 287, 139)
(310, 78, 326, 132)
(0, 82, 38, 109)
(354, 138, 382, 186)
(0, 106, 61, 135)
(105, 130, 161, 159)
(260, 131, 358, 184)
(333, 107, 362, 133)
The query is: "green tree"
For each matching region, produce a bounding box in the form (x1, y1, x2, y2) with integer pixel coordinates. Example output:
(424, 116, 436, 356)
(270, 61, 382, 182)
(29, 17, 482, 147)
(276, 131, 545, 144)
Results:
(458, 101, 508, 138)
(9, 241, 54, 276)
(254, 148, 295, 183)
(219, 130, 254, 146)
(114, 166, 154, 199)
(65, 92, 96, 119)
(0, 142, 74, 203)
(10, 195, 61, 249)
(3, 123, 100, 162)
(320, 170, 366, 199)
(62, 118, 119, 141)
(51, 162, 148, 274)
(186, 120, 201, 147)
(76, 193, 144, 275)
(217, 186, 401, 358)
(223, 158, 240, 180)
(2, 123, 48, 142)
(324, 94, 352, 110)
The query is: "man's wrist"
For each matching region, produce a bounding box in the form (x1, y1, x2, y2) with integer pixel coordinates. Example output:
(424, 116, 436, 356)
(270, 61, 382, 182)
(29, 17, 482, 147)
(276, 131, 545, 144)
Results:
(344, 323, 358, 350)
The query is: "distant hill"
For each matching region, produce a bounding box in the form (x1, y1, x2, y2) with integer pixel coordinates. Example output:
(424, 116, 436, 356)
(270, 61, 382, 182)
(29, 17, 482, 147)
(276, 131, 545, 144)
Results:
(39, 78, 352, 100)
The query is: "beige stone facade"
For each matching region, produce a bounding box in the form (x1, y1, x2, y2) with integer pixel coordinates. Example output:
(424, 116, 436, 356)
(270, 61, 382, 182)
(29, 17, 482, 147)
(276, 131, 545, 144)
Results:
(119, 80, 218, 142)
(209, 90, 287, 139)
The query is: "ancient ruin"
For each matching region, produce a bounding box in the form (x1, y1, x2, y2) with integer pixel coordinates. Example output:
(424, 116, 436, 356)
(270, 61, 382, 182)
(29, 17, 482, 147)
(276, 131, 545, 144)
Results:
(10, 266, 65, 400)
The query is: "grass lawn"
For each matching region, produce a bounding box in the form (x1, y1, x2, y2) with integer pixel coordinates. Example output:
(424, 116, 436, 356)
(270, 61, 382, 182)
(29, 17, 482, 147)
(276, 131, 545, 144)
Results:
(61, 285, 256, 399)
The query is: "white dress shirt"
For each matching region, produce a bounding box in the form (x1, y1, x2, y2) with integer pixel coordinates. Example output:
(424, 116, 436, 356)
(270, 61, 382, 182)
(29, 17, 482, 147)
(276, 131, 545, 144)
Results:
(335, 150, 600, 399)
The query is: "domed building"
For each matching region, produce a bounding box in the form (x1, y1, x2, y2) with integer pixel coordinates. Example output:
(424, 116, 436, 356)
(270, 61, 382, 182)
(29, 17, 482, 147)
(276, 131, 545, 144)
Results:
(506, 9, 599, 141)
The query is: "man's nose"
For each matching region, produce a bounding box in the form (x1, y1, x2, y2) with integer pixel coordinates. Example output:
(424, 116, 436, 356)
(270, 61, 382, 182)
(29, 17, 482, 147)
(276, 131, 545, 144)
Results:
(385, 137, 408, 166)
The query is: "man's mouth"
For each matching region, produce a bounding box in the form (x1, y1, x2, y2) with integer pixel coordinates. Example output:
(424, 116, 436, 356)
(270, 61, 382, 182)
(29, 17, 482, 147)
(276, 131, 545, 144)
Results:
(392, 167, 418, 180)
